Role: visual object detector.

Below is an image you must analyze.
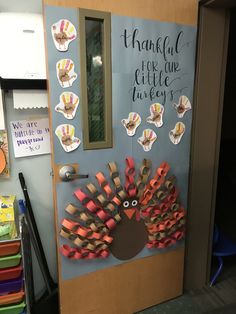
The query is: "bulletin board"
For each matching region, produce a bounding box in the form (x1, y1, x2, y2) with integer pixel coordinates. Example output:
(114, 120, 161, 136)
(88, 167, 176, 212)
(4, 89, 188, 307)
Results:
(43, 0, 198, 313)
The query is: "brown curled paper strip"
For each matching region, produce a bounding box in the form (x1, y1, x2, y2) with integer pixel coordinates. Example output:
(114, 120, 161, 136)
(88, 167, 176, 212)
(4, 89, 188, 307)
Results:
(164, 175, 176, 191)
(137, 159, 151, 198)
(108, 162, 123, 192)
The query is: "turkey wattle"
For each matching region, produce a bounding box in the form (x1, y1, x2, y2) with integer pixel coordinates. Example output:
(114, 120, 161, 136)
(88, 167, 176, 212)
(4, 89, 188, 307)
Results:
(60, 157, 186, 261)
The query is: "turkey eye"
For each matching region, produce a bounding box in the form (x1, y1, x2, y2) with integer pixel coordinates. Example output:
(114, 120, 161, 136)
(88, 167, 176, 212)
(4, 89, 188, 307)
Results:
(131, 200, 138, 207)
(123, 201, 130, 208)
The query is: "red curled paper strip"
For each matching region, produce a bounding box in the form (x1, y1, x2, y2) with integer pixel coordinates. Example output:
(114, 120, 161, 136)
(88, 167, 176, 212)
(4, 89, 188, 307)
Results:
(141, 162, 170, 205)
(156, 162, 170, 177)
(60, 244, 110, 260)
(124, 157, 137, 197)
(74, 188, 113, 224)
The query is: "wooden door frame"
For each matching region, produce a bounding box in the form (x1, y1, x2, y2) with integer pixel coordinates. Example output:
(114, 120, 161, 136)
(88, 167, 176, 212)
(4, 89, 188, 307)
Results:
(185, 0, 236, 290)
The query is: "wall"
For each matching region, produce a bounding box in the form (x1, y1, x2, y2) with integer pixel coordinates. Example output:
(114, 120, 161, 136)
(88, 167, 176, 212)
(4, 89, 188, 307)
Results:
(0, 92, 57, 296)
(0, 0, 57, 297)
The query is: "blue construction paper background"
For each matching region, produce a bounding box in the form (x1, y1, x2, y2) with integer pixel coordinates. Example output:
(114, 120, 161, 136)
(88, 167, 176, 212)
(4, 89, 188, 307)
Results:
(44, 6, 196, 281)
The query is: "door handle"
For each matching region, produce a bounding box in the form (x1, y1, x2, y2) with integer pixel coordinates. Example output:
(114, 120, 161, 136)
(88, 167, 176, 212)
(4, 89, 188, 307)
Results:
(59, 165, 89, 182)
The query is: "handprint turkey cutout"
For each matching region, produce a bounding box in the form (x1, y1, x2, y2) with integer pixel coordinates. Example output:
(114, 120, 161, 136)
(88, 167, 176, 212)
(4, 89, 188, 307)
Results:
(138, 129, 157, 151)
(55, 124, 80, 152)
(60, 157, 186, 261)
(121, 112, 141, 136)
(56, 59, 77, 88)
(147, 103, 164, 128)
(169, 122, 185, 145)
(51, 19, 76, 51)
(173, 96, 191, 118)
(55, 92, 79, 119)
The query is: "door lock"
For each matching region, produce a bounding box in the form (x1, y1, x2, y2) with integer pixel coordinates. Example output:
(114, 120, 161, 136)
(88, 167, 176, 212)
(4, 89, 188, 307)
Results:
(59, 165, 89, 182)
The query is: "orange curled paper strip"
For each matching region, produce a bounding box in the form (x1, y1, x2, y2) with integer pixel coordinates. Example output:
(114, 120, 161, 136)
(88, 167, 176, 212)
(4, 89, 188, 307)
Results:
(96, 172, 113, 197)
(0, 148, 6, 174)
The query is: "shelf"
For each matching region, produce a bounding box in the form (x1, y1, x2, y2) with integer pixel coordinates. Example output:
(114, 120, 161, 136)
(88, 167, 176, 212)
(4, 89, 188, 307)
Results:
(0, 78, 47, 90)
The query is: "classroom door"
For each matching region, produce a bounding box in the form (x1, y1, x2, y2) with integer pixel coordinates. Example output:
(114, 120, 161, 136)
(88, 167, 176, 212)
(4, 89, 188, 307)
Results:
(43, 1, 198, 313)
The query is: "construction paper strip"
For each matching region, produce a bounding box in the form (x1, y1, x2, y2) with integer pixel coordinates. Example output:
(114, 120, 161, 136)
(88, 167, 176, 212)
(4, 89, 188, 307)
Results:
(136, 159, 151, 198)
(96, 172, 113, 197)
(60, 245, 110, 260)
(107, 161, 123, 192)
(125, 157, 137, 197)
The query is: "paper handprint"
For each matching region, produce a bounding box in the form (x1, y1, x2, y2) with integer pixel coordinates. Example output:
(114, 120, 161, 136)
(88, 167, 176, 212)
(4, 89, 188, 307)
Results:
(121, 112, 141, 136)
(55, 92, 79, 119)
(173, 96, 191, 118)
(169, 122, 185, 145)
(146, 103, 164, 128)
(51, 19, 76, 51)
(55, 124, 80, 152)
(56, 59, 77, 88)
(138, 129, 157, 152)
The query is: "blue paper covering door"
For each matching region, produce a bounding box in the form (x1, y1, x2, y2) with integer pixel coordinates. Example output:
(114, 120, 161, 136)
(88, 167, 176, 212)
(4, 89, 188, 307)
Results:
(44, 5, 196, 282)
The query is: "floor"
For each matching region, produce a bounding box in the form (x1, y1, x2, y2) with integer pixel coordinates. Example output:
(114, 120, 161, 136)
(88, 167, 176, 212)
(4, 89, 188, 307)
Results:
(137, 256, 236, 314)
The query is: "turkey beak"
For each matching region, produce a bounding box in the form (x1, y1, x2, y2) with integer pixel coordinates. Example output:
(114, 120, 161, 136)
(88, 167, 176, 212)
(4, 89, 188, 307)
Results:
(124, 208, 136, 219)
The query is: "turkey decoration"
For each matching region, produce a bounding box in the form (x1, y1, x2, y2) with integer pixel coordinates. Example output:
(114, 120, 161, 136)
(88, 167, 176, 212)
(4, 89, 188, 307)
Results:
(60, 157, 186, 261)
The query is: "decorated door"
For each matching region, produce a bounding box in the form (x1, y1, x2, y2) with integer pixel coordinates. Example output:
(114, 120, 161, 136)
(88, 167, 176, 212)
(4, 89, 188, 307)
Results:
(43, 1, 197, 313)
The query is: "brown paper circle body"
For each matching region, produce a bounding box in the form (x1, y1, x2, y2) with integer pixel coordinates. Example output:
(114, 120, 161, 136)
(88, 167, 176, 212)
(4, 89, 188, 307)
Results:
(110, 200, 148, 260)
(0, 148, 6, 174)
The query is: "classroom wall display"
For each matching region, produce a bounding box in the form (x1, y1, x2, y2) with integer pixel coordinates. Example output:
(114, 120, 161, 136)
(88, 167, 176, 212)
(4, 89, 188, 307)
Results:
(44, 6, 196, 280)
(0, 130, 10, 178)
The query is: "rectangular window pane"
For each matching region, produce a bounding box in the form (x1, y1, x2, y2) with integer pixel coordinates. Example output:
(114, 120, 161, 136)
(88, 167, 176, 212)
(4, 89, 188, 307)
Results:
(85, 18, 105, 142)
(79, 9, 112, 150)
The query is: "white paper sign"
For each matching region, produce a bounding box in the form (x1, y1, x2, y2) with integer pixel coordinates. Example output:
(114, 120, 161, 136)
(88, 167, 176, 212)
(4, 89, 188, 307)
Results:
(10, 118, 51, 158)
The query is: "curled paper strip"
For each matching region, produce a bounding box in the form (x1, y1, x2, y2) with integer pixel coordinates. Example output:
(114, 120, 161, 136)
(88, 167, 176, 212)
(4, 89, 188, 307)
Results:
(169, 122, 185, 145)
(121, 112, 141, 136)
(138, 129, 157, 152)
(56, 59, 77, 88)
(147, 103, 164, 127)
(51, 19, 76, 51)
(173, 95, 191, 118)
(55, 92, 79, 119)
(55, 124, 80, 152)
